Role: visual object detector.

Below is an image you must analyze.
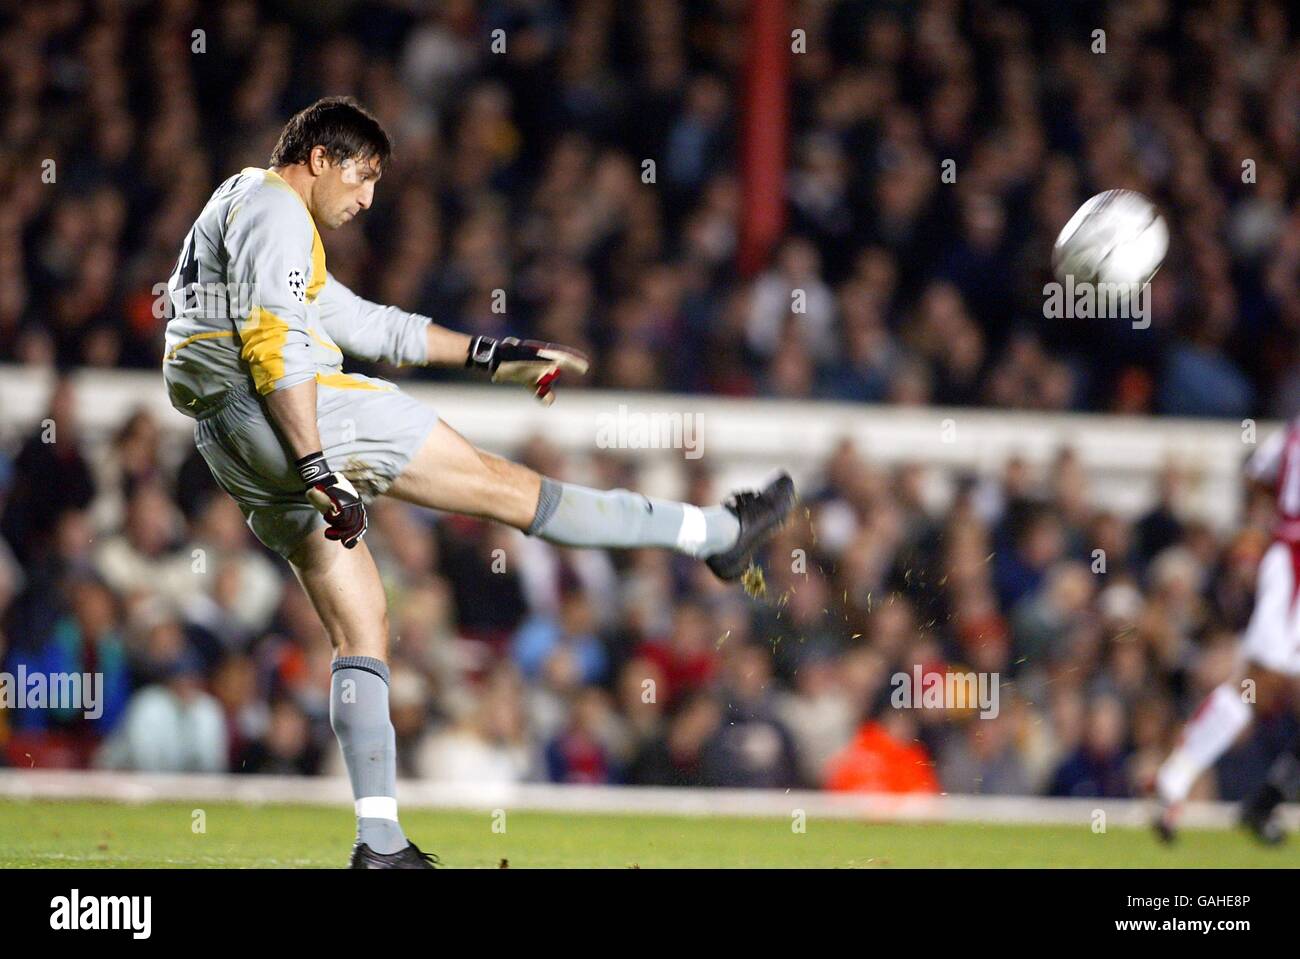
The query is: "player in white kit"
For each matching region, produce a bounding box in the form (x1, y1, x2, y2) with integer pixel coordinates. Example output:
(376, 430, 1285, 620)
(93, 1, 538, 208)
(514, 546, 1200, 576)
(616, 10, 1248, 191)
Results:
(162, 98, 796, 867)
(1154, 423, 1300, 843)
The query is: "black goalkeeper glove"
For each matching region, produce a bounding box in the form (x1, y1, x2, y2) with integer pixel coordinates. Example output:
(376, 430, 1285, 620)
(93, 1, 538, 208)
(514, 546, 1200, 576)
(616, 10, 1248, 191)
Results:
(296, 451, 367, 549)
(466, 335, 589, 406)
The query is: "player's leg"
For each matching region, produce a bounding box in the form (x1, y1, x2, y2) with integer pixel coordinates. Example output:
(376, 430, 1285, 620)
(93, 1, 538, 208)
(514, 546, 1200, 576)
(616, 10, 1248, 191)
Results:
(385, 420, 543, 529)
(1239, 695, 1300, 845)
(1153, 659, 1292, 844)
(1155, 664, 1263, 805)
(196, 394, 434, 867)
(1236, 548, 1300, 844)
(385, 419, 737, 552)
(285, 526, 430, 865)
(1155, 540, 1299, 840)
(385, 419, 794, 575)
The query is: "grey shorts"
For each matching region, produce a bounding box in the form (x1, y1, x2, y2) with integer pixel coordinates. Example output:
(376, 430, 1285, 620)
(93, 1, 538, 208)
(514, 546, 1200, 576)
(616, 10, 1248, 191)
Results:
(193, 376, 439, 559)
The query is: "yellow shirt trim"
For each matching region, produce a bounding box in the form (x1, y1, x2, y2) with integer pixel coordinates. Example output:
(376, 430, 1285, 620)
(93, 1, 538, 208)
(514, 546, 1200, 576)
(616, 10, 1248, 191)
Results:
(309, 328, 343, 355)
(164, 330, 234, 362)
(240, 306, 291, 394)
(306, 222, 326, 303)
(315, 372, 396, 392)
(256, 167, 327, 303)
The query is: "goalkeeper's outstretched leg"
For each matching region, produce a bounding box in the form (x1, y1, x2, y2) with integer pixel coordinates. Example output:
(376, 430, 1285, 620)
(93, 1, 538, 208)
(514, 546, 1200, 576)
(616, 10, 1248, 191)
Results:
(385, 419, 796, 580)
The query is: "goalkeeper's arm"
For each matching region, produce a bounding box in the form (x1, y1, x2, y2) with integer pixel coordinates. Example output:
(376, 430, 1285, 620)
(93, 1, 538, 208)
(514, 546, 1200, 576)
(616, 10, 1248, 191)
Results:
(265, 381, 367, 550)
(315, 274, 588, 403)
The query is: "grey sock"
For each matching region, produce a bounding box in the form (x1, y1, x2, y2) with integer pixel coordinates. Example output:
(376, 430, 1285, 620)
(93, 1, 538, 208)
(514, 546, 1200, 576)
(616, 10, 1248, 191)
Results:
(330, 656, 407, 855)
(527, 478, 739, 558)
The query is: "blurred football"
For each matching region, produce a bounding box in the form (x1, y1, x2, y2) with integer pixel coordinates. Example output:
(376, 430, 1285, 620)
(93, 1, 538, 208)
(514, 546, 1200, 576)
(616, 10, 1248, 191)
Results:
(1052, 189, 1169, 286)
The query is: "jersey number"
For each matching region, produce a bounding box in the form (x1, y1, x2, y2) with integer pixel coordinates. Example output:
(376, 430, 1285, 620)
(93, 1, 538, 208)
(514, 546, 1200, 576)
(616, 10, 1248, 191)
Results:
(178, 229, 200, 312)
(174, 175, 240, 314)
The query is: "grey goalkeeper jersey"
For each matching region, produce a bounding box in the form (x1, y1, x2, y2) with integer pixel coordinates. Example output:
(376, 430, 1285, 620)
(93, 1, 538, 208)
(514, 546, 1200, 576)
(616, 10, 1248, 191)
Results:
(162, 167, 430, 417)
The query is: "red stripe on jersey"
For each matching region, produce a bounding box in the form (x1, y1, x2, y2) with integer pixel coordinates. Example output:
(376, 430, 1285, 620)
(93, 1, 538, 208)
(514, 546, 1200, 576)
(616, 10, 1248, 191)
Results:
(1264, 424, 1300, 607)
(1275, 424, 1300, 538)
(1290, 541, 1300, 612)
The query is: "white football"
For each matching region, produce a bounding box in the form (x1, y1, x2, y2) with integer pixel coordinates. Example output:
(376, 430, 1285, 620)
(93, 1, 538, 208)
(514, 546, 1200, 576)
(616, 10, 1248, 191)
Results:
(1052, 189, 1168, 286)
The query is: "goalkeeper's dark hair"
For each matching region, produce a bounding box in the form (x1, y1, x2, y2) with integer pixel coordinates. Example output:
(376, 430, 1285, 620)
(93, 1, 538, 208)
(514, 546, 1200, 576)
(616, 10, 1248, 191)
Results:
(269, 96, 391, 169)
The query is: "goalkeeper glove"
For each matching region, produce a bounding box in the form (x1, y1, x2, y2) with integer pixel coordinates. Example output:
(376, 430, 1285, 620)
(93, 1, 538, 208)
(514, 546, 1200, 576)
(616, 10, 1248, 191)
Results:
(296, 451, 367, 549)
(466, 335, 589, 406)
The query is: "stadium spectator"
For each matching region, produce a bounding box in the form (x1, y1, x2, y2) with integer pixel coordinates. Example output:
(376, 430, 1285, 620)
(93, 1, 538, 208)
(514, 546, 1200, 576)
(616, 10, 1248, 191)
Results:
(824, 711, 941, 794)
(938, 708, 1032, 796)
(1047, 695, 1133, 799)
(1, 573, 130, 768)
(96, 651, 228, 773)
(240, 698, 324, 776)
(0, 378, 96, 569)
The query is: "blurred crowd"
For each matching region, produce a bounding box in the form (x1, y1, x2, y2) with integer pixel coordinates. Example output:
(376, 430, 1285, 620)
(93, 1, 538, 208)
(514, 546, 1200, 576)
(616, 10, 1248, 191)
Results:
(0, 378, 1293, 801)
(2, 0, 1300, 417)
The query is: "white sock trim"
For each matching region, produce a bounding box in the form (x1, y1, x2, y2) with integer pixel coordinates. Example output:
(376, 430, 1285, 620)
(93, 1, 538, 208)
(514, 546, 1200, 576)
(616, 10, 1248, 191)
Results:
(1155, 755, 1196, 804)
(1157, 685, 1253, 803)
(355, 796, 399, 822)
(676, 504, 708, 556)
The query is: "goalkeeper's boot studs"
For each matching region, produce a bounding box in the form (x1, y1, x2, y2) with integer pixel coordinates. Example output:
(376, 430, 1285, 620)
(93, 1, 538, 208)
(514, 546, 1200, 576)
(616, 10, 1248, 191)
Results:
(706, 472, 797, 582)
(349, 841, 440, 869)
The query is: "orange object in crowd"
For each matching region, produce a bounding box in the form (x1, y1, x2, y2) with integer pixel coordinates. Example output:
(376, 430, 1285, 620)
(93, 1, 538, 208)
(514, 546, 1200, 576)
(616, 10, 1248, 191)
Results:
(824, 721, 941, 794)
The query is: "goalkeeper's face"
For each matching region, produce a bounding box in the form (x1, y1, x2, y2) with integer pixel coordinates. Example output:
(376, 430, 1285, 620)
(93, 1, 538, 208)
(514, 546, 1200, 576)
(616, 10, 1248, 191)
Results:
(312, 153, 382, 229)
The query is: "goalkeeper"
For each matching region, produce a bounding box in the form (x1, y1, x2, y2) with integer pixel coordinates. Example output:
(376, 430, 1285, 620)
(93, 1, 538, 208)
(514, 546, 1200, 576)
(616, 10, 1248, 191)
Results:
(162, 97, 795, 869)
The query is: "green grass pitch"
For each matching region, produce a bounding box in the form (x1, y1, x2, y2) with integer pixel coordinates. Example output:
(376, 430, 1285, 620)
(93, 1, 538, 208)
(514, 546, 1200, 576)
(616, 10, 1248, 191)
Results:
(1, 798, 1297, 868)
